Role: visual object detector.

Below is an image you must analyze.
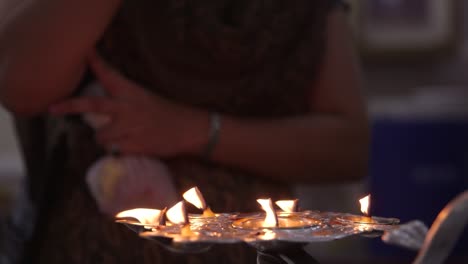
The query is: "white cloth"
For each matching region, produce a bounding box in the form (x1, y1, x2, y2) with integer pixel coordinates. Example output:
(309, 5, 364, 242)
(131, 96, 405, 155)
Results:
(86, 155, 178, 216)
(81, 82, 178, 216)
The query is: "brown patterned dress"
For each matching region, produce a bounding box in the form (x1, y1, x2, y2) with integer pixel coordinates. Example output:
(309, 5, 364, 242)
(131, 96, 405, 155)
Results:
(3, 0, 343, 263)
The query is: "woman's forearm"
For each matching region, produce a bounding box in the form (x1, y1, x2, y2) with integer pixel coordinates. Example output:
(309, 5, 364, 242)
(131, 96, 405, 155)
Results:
(43, 8, 369, 183)
(203, 113, 369, 183)
(0, 0, 121, 115)
(194, 10, 369, 183)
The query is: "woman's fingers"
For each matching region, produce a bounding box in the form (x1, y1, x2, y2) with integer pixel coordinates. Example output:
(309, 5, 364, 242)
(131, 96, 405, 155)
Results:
(95, 121, 131, 146)
(106, 137, 144, 155)
(49, 97, 117, 115)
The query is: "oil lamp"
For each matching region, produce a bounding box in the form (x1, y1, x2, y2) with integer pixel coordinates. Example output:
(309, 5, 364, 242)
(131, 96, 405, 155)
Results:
(166, 201, 194, 236)
(183, 187, 215, 217)
(232, 198, 320, 230)
(114, 187, 402, 256)
(115, 208, 163, 227)
(336, 195, 399, 226)
(275, 199, 299, 213)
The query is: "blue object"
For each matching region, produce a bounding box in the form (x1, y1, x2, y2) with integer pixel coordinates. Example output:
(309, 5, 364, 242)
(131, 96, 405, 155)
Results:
(368, 118, 468, 260)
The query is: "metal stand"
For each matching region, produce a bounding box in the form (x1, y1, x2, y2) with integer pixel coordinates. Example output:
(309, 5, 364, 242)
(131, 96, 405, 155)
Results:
(257, 246, 319, 264)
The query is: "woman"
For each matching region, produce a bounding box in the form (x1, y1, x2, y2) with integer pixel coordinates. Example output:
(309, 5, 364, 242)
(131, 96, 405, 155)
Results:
(0, 0, 369, 263)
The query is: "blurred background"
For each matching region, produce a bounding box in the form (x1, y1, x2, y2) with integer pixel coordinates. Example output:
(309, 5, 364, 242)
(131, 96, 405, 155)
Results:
(1, 0, 467, 263)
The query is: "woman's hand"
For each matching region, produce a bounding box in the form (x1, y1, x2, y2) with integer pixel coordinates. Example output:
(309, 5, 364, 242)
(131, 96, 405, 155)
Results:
(50, 51, 209, 157)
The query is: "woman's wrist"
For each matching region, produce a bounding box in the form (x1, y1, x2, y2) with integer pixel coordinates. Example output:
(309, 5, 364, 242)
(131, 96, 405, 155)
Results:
(177, 108, 223, 160)
(176, 108, 210, 157)
(202, 112, 221, 160)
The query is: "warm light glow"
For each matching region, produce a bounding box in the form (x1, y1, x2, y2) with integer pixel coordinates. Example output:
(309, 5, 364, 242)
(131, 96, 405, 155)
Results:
(275, 200, 298, 213)
(181, 224, 194, 237)
(202, 207, 216, 217)
(166, 201, 188, 225)
(183, 187, 207, 210)
(257, 198, 278, 227)
(258, 229, 277, 240)
(115, 208, 162, 225)
(359, 195, 371, 216)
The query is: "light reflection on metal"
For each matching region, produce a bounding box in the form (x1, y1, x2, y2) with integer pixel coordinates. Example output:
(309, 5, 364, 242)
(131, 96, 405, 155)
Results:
(336, 214, 399, 226)
(258, 229, 277, 240)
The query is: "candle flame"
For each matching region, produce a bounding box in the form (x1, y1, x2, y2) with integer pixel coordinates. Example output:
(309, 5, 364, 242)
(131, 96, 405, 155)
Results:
(166, 201, 188, 225)
(202, 207, 216, 217)
(183, 187, 207, 210)
(115, 208, 162, 225)
(275, 200, 298, 213)
(257, 198, 278, 227)
(359, 195, 371, 216)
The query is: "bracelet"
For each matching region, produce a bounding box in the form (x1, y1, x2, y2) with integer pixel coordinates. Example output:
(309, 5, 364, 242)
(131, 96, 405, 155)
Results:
(203, 112, 221, 160)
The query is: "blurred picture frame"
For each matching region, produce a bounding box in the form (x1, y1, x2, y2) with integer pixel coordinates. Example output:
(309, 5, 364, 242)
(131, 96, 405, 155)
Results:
(353, 0, 458, 61)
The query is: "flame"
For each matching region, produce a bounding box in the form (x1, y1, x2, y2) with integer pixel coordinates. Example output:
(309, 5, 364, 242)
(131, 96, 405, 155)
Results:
(166, 201, 188, 225)
(359, 195, 371, 216)
(115, 208, 162, 225)
(202, 207, 216, 217)
(257, 198, 278, 227)
(183, 187, 207, 210)
(275, 200, 298, 213)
